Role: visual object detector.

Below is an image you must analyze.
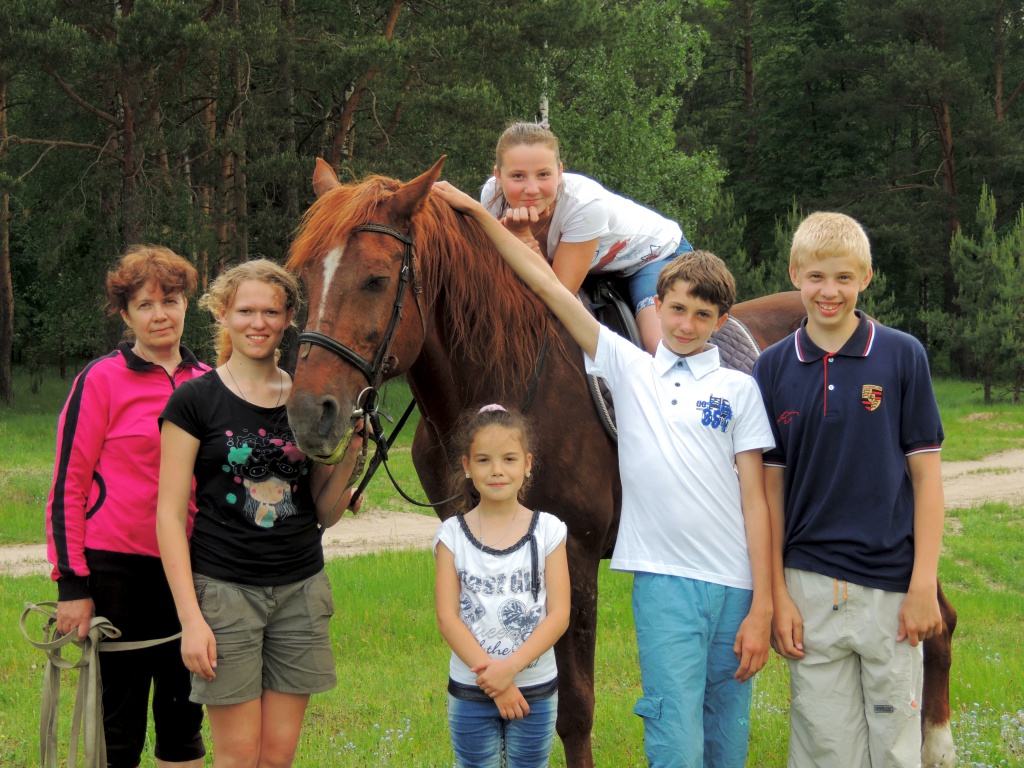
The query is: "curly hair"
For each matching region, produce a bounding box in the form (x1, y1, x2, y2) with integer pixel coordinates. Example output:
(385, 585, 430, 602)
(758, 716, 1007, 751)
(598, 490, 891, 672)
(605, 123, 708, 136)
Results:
(198, 259, 301, 366)
(105, 245, 199, 321)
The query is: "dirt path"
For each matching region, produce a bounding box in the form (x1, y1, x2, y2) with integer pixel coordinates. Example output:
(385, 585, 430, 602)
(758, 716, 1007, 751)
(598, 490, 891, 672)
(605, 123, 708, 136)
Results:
(0, 509, 441, 579)
(4, 449, 1023, 578)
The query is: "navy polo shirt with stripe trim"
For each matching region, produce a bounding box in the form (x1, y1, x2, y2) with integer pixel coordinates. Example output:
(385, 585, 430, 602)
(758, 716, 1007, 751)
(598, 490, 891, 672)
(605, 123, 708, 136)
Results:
(752, 312, 943, 592)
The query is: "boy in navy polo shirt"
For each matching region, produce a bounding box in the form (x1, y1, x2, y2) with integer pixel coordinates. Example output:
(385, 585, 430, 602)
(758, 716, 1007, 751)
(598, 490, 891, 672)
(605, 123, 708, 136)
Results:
(752, 212, 945, 768)
(433, 179, 776, 768)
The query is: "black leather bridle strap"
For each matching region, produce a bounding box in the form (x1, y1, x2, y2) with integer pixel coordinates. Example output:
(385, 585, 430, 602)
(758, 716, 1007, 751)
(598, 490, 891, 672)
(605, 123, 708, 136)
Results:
(299, 330, 375, 383)
(297, 222, 417, 389)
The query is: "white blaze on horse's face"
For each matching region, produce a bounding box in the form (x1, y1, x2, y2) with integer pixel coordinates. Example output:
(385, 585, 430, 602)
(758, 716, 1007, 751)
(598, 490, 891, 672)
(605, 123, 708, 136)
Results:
(317, 245, 344, 327)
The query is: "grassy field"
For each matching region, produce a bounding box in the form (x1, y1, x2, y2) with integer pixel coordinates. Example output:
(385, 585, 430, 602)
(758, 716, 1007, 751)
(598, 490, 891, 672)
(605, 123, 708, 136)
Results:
(0, 367, 430, 546)
(2, 368, 1024, 766)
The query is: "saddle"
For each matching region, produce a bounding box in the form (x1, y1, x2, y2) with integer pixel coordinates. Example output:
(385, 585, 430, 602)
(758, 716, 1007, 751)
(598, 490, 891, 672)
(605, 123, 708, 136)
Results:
(579, 276, 762, 441)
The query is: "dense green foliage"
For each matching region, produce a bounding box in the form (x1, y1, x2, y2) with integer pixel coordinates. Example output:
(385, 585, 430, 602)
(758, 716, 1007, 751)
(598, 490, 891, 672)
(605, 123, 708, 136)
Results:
(0, 0, 716, 377)
(1, 0, 1022, 398)
(683, 0, 1024, 387)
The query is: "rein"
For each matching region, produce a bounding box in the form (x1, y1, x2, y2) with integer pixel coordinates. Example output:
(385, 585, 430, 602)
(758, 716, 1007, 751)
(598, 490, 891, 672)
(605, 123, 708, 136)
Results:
(349, 332, 550, 510)
(298, 220, 551, 510)
(21, 601, 184, 768)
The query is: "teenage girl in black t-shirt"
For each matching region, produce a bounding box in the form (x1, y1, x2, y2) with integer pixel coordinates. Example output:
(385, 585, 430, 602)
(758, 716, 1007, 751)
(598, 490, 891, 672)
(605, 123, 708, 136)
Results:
(157, 259, 363, 766)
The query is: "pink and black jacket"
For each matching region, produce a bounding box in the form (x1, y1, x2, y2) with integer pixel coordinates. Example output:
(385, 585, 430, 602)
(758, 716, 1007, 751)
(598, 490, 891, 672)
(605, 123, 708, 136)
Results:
(46, 342, 209, 601)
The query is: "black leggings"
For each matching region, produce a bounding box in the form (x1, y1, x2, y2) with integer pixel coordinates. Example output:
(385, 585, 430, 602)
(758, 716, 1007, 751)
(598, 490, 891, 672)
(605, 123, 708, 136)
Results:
(88, 555, 205, 767)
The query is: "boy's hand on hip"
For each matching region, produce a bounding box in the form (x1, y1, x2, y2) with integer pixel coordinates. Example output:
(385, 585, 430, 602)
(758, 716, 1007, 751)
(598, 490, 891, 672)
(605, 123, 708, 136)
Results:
(897, 585, 942, 646)
(770, 592, 805, 659)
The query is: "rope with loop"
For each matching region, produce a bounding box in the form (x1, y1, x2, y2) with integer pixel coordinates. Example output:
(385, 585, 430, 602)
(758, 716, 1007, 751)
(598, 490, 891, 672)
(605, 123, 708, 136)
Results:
(20, 601, 182, 768)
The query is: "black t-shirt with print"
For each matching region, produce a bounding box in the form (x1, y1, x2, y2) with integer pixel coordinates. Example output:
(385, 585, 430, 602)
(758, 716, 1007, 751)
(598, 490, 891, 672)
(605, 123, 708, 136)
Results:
(161, 370, 323, 586)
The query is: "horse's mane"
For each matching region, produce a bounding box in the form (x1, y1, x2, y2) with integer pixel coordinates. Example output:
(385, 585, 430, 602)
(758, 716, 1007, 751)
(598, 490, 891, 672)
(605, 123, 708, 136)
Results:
(287, 175, 553, 393)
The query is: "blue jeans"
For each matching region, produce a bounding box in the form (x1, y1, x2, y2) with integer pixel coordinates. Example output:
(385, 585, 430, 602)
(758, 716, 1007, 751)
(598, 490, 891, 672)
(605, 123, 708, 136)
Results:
(632, 573, 753, 768)
(446, 692, 558, 768)
(629, 236, 694, 313)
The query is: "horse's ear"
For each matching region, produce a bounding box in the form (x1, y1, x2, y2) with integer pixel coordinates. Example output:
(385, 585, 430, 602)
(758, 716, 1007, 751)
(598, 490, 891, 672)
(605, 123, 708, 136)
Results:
(313, 158, 342, 198)
(390, 156, 447, 222)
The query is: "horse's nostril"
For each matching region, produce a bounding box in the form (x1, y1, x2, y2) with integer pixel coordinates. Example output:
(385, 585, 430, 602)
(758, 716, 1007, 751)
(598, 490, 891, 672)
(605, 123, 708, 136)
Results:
(317, 397, 339, 438)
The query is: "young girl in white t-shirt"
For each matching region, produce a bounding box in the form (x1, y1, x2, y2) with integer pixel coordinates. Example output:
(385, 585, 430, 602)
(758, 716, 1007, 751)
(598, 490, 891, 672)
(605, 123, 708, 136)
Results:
(433, 404, 570, 768)
(481, 121, 693, 354)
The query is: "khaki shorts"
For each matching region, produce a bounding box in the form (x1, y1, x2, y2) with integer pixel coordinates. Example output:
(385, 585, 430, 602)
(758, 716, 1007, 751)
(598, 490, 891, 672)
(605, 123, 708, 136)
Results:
(189, 571, 337, 706)
(784, 568, 923, 768)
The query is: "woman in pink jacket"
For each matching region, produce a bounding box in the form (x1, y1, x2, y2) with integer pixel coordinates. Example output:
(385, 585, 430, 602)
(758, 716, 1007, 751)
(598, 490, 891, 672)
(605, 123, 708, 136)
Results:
(45, 245, 209, 768)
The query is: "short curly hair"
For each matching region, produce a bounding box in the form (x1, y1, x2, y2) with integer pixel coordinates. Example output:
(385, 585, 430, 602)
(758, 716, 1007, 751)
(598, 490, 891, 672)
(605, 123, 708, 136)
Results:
(105, 245, 199, 317)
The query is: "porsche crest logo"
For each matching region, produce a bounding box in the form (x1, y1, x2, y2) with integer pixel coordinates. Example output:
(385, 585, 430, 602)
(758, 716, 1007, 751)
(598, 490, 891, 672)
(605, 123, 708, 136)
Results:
(861, 385, 883, 412)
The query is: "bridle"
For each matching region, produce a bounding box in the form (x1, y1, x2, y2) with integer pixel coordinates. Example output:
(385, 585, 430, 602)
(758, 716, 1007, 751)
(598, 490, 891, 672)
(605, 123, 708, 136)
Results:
(296, 221, 449, 507)
(295, 219, 549, 512)
(298, 222, 421, 392)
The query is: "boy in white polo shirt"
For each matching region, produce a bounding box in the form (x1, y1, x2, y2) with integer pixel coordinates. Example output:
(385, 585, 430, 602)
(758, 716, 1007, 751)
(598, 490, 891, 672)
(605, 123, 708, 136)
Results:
(433, 180, 776, 768)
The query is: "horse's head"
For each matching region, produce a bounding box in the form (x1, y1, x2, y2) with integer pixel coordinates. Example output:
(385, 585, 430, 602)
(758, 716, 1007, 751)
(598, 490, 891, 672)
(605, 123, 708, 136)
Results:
(285, 157, 445, 462)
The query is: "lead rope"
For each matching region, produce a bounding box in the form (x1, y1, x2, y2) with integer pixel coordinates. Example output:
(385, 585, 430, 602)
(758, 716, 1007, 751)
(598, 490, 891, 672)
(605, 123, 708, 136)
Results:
(20, 602, 182, 768)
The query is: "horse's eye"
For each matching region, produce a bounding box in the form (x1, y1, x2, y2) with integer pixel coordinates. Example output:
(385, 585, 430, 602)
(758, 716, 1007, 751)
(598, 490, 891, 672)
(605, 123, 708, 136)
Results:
(362, 275, 389, 292)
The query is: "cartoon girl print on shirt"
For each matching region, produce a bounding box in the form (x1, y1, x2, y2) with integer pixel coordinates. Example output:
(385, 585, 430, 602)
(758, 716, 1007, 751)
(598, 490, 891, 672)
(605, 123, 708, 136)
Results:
(222, 426, 309, 528)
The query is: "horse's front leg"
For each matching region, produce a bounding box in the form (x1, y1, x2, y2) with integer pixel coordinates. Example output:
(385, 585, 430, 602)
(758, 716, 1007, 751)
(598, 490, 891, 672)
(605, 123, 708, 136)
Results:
(921, 582, 957, 768)
(554, 535, 600, 768)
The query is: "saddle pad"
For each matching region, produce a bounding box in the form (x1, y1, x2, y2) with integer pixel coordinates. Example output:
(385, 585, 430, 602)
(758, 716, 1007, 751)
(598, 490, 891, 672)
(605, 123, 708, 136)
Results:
(709, 315, 761, 375)
(589, 315, 762, 442)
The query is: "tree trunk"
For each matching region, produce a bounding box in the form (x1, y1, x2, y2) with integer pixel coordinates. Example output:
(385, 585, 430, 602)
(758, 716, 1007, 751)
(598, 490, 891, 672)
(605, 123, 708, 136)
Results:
(113, 0, 145, 245)
(743, 0, 756, 182)
(280, 0, 299, 220)
(378, 66, 417, 149)
(993, 0, 1024, 124)
(216, 0, 248, 266)
(0, 74, 13, 402)
(982, 355, 993, 405)
(326, 0, 405, 168)
(995, 0, 1005, 121)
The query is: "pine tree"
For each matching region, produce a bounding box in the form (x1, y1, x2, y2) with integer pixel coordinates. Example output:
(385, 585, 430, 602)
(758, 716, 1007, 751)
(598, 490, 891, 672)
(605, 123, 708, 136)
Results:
(940, 185, 1024, 402)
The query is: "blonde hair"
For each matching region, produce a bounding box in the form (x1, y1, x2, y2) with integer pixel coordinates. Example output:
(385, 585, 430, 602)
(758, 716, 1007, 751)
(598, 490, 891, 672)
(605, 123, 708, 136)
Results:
(790, 212, 872, 275)
(655, 250, 736, 316)
(487, 121, 563, 212)
(198, 259, 300, 365)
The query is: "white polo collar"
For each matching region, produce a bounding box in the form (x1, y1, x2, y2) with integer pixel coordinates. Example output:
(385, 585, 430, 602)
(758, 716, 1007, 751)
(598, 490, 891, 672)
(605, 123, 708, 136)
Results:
(653, 342, 721, 380)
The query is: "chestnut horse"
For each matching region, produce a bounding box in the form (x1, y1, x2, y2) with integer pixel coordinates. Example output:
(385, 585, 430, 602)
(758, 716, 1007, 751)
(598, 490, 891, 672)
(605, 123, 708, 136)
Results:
(285, 158, 956, 768)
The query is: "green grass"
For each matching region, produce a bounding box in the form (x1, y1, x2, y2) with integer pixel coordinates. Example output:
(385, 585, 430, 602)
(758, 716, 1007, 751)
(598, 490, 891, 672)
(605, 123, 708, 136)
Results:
(932, 379, 1024, 461)
(3, 368, 1024, 764)
(6, 547, 1024, 767)
(0, 367, 432, 545)
(0, 368, 73, 544)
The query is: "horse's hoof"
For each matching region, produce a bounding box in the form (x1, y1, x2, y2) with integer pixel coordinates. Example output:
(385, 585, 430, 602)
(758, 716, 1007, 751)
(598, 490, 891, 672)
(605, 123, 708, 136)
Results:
(922, 722, 956, 767)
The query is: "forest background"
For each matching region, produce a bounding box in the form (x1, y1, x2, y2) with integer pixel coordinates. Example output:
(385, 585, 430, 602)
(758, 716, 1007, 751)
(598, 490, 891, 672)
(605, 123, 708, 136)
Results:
(1, 0, 1023, 403)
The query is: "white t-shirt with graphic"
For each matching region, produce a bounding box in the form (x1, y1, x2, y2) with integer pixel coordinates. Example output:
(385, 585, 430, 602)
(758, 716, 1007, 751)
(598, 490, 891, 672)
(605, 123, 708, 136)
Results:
(481, 172, 682, 276)
(433, 510, 567, 689)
